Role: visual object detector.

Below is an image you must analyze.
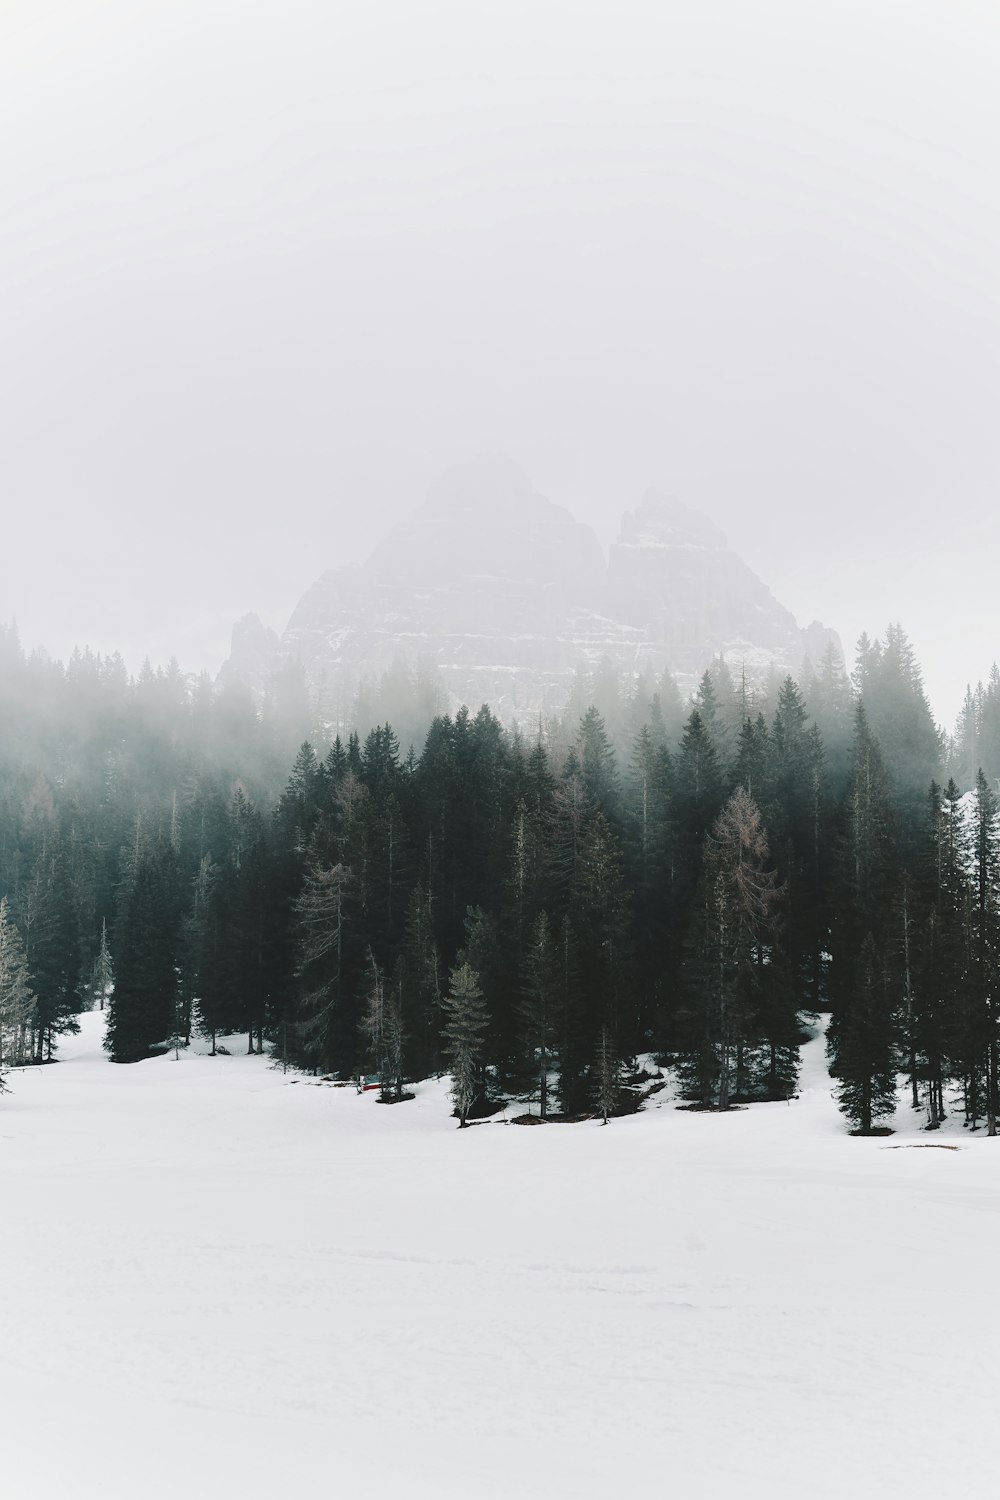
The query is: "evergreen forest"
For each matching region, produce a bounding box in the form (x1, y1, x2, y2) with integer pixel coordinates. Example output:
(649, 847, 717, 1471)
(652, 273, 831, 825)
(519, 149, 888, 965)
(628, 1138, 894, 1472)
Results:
(3, 618, 1000, 1138)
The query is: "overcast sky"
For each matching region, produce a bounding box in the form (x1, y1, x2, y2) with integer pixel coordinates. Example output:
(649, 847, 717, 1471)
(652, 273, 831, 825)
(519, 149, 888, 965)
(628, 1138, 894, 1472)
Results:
(1, 0, 997, 725)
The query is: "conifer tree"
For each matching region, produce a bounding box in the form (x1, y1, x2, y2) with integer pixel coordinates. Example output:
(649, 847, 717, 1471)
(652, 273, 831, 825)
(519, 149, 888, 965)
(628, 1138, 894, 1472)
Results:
(854, 624, 942, 853)
(0, 896, 35, 1071)
(693, 669, 728, 767)
(577, 706, 620, 817)
(594, 1025, 621, 1124)
(293, 860, 352, 1073)
(625, 723, 673, 1031)
(442, 961, 489, 1127)
(683, 788, 782, 1108)
(908, 781, 965, 1124)
(105, 848, 180, 1063)
(655, 669, 686, 748)
(559, 809, 632, 1113)
(731, 714, 771, 807)
(828, 704, 897, 1060)
(831, 933, 898, 1134)
(20, 847, 82, 1060)
(754, 935, 801, 1101)
(517, 910, 560, 1117)
(968, 770, 1000, 1134)
(674, 708, 724, 884)
(806, 641, 853, 791)
(90, 917, 114, 1012)
(402, 877, 442, 1079)
(194, 868, 235, 1055)
(361, 953, 405, 1100)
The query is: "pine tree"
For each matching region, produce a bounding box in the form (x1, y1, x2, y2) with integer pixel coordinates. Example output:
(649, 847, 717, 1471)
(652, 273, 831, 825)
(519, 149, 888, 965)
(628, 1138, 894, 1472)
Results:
(105, 849, 180, 1063)
(19, 846, 82, 1061)
(0, 896, 35, 1073)
(559, 809, 632, 1114)
(383, 968, 406, 1100)
(293, 860, 352, 1073)
(402, 876, 443, 1080)
(442, 961, 489, 1127)
(576, 706, 619, 816)
(914, 780, 969, 1125)
(753, 935, 801, 1100)
(194, 869, 238, 1055)
(807, 641, 853, 791)
(854, 624, 942, 854)
(90, 918, 114, 1013)
(828, 703, 897, 1060)
(831, 933, 898, 1134)
(673, 708, 723, 891)
(683, 788, 782, 1108)
(517, 911, 560, 1117)
(655, 670, 687, 748)
(361, 952, 405, 1100)
(594, 1026, 621, 1124)
(624, 723, 673, 1038)
(968, 770, 1000, 1134)
(731, 714, 771, 807)
(693, 670, 728, 767)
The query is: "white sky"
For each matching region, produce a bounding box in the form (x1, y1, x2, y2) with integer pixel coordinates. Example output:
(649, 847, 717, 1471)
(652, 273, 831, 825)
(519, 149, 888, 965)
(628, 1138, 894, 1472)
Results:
(1, 0, 998, 726)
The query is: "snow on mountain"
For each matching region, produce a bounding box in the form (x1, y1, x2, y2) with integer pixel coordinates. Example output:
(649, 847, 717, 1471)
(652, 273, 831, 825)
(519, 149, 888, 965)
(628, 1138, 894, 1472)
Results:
(222, 458, 840, 724)
(2, 1012, 997, 1500)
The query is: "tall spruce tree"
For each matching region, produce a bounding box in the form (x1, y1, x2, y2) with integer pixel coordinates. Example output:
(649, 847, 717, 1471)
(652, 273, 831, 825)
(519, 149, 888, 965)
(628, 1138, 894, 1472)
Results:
(293, 860, 352, 1074)
(911, 781, 967, 1125)
(517, 910, 560, 1117)
(442, 961, 489, 1127)
(0, 896, 35, 1072)
(105, 848, 180, 1063)
(90, 917, 114, 1013)
(828, 703, 897, 1065)
(682, 788, 783, 1108)
(831, 933, 898, 1134)
(969, 770, 1000, 1134)
(594, 1025, 622, 1124)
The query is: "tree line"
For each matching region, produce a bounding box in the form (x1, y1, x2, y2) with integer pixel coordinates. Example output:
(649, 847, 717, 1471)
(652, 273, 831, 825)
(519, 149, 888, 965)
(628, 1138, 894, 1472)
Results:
(2, 618, 1000, 1136)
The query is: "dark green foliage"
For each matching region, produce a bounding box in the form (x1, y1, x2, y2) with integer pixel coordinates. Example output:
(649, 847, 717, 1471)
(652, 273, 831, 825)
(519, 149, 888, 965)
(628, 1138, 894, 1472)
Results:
(576, 706, 620, 817)
(853, 625, 941, 854)
(442, 961, 489, 1126)
(516, 910, 561, 1117)
(594, 1026, 621, 1124)
(678, 788, 787, 1107)
(673, 709, 724, 884)
(12, 611, 1000, 1142)
(829, 934, 898, 1133)
(968, 772, 1000, 1132)
(19, 846, 83, 1060)
(361, 954, 405, 1101)
(105, 848, 181, 1063)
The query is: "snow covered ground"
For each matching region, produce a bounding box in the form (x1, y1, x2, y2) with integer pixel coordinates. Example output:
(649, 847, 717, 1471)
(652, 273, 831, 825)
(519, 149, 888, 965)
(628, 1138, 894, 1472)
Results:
(2, 1015, 998, 1500)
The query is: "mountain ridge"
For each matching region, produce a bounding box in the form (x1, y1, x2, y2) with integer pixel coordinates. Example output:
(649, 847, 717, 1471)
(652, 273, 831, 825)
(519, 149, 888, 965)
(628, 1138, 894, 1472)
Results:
(221, 458, 841, 727)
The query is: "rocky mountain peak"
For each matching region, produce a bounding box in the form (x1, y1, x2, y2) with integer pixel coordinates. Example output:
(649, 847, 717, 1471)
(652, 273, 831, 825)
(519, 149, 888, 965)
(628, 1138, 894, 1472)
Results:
(222, 464, 841, 730)
(618, 490, 727, 551)
(218, 613, 281, 695)
(366, 455, 604, 601)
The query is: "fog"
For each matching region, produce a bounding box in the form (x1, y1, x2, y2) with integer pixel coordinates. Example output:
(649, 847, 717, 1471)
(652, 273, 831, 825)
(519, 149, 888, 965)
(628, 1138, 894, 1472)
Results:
(1, 0, 998, 726)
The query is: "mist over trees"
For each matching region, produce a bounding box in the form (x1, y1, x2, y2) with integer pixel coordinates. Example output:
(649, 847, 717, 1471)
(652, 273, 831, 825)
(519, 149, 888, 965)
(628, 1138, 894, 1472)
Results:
(4, 613, 1000, 1135)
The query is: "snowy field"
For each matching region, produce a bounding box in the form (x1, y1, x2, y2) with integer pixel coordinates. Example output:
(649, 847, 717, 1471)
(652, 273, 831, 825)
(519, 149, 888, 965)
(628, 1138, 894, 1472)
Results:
(3, 1016, 999, 1500)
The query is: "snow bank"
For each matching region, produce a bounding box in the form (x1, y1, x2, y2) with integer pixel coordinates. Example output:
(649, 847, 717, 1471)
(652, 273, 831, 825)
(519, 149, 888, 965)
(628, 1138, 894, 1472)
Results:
(1, 1014, 996, 1499)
